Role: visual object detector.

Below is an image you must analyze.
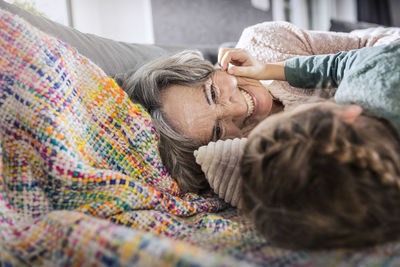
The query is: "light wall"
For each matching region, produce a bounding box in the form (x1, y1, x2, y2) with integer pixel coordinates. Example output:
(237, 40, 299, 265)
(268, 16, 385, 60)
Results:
(272, 0, 357, 30)
(4, 0, 69, 25)
(151, 0, 272, 46)
(71, 0, 154, 44)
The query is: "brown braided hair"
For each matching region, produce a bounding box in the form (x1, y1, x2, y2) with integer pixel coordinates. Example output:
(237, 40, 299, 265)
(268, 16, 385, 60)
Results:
(240, 106, 400, 249)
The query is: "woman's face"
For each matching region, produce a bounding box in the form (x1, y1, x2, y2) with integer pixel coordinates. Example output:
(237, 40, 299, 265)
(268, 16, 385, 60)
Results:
(160, 70, 273, 144)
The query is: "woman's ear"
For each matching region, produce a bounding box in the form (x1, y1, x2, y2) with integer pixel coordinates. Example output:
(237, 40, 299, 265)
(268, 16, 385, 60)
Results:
(333, 105, 363, 124)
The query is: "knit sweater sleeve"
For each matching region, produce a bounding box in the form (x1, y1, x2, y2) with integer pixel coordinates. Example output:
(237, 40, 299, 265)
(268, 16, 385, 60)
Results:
(235, 21, 364, 64)
(236, 21, 400, 64)
(350, 27, 400, 47)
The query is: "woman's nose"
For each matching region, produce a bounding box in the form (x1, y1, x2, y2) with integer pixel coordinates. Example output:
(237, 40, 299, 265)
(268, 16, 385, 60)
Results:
(223, 74, 239, 100)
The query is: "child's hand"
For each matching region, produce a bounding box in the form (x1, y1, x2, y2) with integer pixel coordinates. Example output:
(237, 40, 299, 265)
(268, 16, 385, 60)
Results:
(218, 48, 267, 79)
(218, 48, 286, 81)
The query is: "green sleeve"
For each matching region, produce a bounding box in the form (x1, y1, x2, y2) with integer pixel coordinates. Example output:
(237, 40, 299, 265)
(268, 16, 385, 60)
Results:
(284, 49, 360, 89)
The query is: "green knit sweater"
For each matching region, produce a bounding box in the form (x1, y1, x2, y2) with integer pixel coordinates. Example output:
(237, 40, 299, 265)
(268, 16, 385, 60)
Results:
(284, 41, 400, 136)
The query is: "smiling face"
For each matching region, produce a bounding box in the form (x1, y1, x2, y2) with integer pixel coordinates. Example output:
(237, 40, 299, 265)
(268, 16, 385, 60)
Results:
(160, 70, 273, 144)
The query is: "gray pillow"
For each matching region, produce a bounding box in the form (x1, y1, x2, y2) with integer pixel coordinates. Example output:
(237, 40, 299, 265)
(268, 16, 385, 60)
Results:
(0, 0, 217, 79)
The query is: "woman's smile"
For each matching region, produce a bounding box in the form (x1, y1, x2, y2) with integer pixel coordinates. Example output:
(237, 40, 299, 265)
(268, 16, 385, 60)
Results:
(239, 87, 256, 118)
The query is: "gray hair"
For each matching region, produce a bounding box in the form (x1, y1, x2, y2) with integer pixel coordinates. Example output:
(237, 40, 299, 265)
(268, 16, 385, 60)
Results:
(121, 50, 214, 193)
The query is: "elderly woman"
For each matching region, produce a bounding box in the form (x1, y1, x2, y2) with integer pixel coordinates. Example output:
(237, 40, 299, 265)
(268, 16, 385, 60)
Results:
(120, 21, 400, 193)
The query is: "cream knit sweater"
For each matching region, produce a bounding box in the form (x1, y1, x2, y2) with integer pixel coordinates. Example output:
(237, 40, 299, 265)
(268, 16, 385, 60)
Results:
(195, 22, 400, 207)
(195, 138, 247, 208)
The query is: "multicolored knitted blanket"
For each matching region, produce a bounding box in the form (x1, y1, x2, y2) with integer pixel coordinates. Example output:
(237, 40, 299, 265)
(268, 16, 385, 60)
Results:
(1, 8, 400, 267)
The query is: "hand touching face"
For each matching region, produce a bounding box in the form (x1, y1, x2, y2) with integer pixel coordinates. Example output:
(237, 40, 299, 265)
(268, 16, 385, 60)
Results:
(218, 48, 286, 81)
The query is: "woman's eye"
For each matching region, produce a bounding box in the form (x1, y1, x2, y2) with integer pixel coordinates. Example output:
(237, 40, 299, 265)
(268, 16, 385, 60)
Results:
(210, 84, 217, 103)
(215, 125, 221, 140)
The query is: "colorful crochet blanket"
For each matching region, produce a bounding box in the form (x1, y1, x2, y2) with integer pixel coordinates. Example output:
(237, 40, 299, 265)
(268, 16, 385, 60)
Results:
(1, 8, 400, 266)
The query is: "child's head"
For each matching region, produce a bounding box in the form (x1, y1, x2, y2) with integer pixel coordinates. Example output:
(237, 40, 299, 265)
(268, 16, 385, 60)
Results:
(240, 101, 400, 250)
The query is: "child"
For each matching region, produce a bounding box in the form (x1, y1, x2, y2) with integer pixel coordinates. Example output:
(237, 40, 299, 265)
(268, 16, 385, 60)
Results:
(219, 43, 400, 249)
(241, 102, 400, 249)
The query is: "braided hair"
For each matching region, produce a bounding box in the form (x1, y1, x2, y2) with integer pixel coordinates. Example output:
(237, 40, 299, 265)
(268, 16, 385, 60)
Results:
(241, 107, 400, 249)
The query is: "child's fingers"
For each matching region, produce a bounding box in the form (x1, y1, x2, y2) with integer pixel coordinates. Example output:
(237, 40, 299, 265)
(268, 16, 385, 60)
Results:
(218, 47, 230, 68)
(219, 49, 250, 71)
(227, 65, 255, 78)
(218, 48, 241, 67)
